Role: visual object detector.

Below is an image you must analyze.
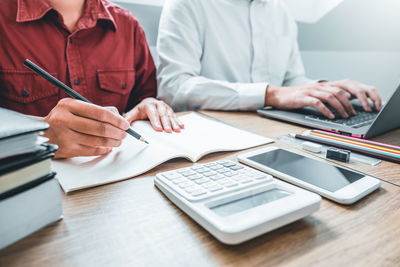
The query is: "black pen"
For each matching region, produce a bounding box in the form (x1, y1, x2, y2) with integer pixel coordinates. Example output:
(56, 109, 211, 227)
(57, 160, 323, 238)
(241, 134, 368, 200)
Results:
(24, 59, 149, 144)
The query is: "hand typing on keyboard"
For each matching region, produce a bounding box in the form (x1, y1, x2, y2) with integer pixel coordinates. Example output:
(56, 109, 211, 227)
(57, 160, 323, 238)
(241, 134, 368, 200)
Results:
(265, 79, 382, 120)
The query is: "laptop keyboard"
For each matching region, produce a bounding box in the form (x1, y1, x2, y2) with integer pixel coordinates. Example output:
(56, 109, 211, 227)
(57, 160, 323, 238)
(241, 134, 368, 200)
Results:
(305, 106, 378, 128)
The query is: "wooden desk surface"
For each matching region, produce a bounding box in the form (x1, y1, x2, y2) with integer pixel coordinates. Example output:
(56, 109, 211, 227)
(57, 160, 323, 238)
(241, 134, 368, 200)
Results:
(1, 111, 400, 266)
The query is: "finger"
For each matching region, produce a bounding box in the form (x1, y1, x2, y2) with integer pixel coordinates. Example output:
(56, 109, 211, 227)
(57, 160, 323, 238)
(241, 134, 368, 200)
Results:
(56, 144, 112, 158)
(366, 87, 382, 111)
(304, 96, 334, 119)
(105, 106, 119, 115)
(63, 99, 130, 130)
(144, 103, 163, 132)
(174, 114, 184, 129)
(66, 113, 127, 140)
(309, 90, 348, 118)
(323, 86, 355, 116)
(165, 107, 183, 131)
(333, 83, 372, 112)
(124, 107, 141, 124)
(156, 103, 172, 133)
(71, 129, 123, 148)
(354, 91, 371, 112)
(323, 81, 352, 99)
(162, 103, 184, 129)
(169, 115, 181, 132)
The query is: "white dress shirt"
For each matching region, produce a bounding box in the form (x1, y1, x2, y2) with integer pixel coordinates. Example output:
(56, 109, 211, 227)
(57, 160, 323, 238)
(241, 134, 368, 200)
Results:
(157, 0, 315, 111)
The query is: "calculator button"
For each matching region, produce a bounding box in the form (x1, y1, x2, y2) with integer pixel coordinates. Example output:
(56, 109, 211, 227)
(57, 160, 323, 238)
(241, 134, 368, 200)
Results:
(248, 170, 261, 175)
(195, 178, 210, 184)
(224, 181, 239, 187)
(177, 168, 191, 173)
(187, 174, 203, 180)
(209, 165, 223, 170)
(163, 172, 182, 180)
(203, 171, 217, 177)
(196, 168, 209, 173)
(232, 175, 246, 181)
(181, 170, 196, 176)
(204, 162, 217, 167)
(172, 178, 187, 184)
(238, 178, 252, 184)
(217, 178, 230, 184)
(217, 168, 230, 174)
(191, 165, 203, 170)
(185, 186, 201, 193)
(208, 185, 223, 192)
(224, 171, 237, 177)
(210, 174, 225, 180)
(221, 162, 236, 167)
(179, 182, 194, 188)
(190, 189, 207, 196)
(202, 182, 217, 189)
(229, 165, 244, 170)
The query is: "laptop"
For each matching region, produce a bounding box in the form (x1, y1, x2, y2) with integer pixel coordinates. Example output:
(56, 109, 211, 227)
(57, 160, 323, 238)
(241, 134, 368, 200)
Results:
(257, 83, 400, 139)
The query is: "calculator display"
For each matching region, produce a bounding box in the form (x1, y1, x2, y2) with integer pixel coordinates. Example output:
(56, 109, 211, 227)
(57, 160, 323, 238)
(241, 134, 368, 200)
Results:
(209, 189, 291, 217)
(248, 149, 365, 192)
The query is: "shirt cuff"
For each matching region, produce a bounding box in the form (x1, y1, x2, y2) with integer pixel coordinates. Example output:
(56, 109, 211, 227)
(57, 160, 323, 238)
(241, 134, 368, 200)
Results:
(236, 82, 268, 110)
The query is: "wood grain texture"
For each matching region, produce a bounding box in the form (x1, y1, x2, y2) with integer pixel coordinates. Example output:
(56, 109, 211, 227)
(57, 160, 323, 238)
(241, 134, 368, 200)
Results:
(1, 111, 399, 267)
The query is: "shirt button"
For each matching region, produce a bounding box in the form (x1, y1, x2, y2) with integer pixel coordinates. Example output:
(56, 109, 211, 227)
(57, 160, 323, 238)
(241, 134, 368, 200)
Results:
(21, 89, 30, 97)
(121, 83, 126, 89)
(69, 39, 72, 44)
(74, 78, 80, 85)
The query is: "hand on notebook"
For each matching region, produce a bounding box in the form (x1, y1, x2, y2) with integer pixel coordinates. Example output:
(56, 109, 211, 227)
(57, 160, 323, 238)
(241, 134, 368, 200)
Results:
(124, 97, 184, 133)
(265, 80, 381, 119)
(42, 98, 130, 158)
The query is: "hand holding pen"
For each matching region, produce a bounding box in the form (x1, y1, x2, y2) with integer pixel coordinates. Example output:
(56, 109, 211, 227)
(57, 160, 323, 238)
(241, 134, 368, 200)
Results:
(24, 59, 148, 158)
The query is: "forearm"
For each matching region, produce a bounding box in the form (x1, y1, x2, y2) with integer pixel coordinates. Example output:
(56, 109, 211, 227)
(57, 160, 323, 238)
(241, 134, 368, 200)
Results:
(159, 74, 268, 111)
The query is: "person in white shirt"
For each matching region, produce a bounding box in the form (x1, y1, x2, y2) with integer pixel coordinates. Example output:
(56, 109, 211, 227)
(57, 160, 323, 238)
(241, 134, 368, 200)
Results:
(157, 0, 382, 119)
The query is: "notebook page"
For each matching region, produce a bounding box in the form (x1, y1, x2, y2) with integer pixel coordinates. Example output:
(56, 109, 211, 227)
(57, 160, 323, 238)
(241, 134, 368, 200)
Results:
(53, 134, 186, 193)
(132, 113, 273, 162)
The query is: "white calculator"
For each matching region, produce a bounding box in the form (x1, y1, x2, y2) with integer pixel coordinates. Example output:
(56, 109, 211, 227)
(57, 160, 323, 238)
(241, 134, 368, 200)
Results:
(154, 160, 321, 245)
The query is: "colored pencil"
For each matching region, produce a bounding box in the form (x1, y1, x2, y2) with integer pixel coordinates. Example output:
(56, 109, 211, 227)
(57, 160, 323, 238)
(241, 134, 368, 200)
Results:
(308, 131, 400, 155)
(295, 134, 400, 164)
(313, 130, 400, 150)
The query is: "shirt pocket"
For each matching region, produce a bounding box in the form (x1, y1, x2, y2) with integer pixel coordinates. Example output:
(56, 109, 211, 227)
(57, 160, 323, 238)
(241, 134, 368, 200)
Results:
(0, 70, 59, 103)
(97, 69, 135, 96)
(96, 69, 136, 109)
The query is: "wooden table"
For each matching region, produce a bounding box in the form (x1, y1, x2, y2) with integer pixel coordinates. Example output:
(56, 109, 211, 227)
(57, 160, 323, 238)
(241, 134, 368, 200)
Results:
(1, 111, 400, 266)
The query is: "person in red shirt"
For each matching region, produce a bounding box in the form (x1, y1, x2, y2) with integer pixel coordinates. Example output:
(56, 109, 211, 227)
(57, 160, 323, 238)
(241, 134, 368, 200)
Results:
(0, 0, 184, 158)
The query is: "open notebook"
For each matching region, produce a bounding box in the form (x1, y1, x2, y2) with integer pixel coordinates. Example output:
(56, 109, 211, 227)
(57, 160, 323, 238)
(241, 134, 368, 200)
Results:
(53, 113, 273, 193)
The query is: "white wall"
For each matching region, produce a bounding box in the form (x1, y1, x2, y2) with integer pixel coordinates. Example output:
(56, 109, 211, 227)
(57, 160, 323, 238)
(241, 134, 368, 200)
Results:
(112, 1, 162, 47)
(297, 0, 400, 100)
(113, 0, 400, 101)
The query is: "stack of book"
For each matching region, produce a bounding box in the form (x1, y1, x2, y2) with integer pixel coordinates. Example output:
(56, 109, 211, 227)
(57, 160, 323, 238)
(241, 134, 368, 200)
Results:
(0, 108, 62, 250)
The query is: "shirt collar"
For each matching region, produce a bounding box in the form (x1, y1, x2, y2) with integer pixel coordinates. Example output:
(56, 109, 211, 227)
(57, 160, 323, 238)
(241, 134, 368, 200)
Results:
(16, 0, 117, 31)
(16, 0, 53, 22)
